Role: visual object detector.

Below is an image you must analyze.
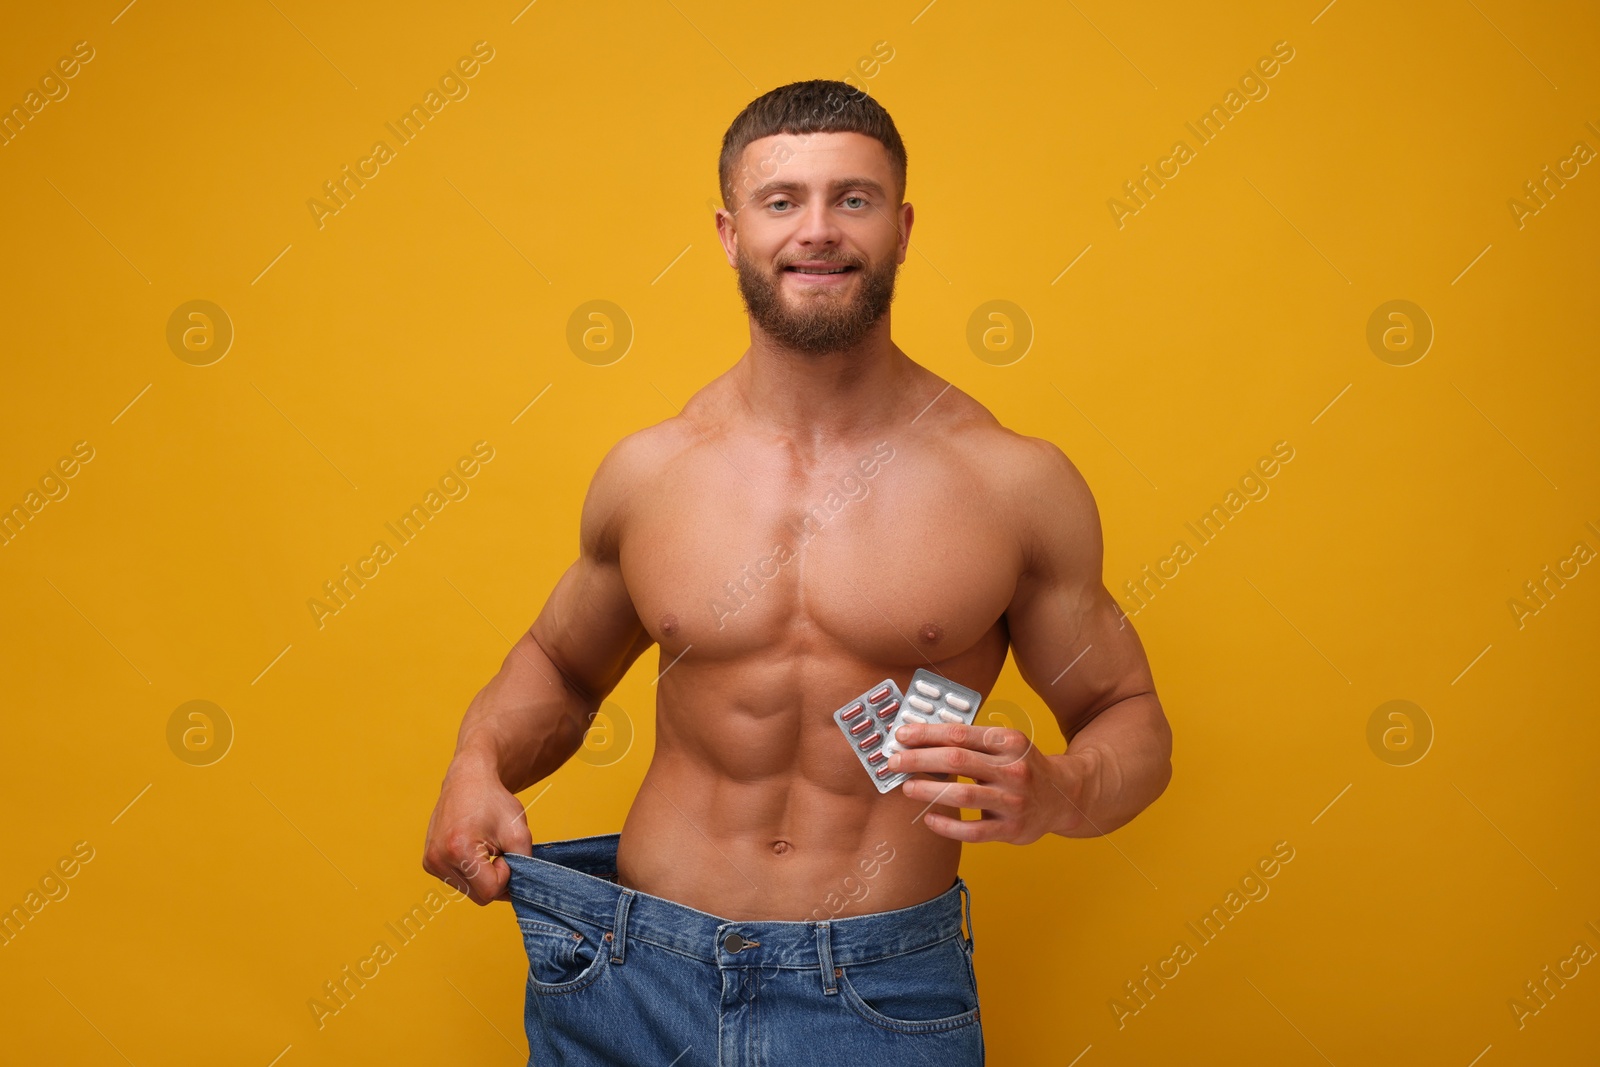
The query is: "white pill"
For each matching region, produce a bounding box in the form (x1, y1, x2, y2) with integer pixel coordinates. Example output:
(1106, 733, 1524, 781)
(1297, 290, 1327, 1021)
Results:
(937, 709, 963, 723)
(907, 695, 935, 712)
(914, 680, 941, 697)
(901, 711, 928, 723)
(944, 694, 971, 712)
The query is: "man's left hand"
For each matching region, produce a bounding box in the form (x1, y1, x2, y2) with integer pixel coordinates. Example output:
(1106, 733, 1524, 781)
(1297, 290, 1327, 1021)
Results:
(886, 722, 1097, 844)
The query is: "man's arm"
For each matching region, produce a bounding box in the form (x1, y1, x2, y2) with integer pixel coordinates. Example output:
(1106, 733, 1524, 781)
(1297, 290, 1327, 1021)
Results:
(1003, 436, 1172, 837)
(422, 436, 657, 903)
(886, 435, 1172, 843)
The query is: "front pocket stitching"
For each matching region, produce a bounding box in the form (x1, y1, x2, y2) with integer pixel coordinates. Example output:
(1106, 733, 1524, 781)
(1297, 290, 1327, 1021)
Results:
(527, 949, 607, 996)
(518, 923, 609, 996)
(835, 965, 980, 1034)
(517, 917, 579, 943)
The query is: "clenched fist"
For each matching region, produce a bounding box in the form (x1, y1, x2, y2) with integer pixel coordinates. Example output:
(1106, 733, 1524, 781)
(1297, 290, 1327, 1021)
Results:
(421, 763, 535, 905)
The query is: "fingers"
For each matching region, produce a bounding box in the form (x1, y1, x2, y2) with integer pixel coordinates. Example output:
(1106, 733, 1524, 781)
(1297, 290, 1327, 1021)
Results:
(888, 723, 1030, 778)
(422, 772, 535, 907)
(901, 778, 1014, 814)
(910, 783, 1026, 843)
(423, 836, 497, 905)
(500, 795, 537, 859)
(918, 810, 1005, 843)
(485, 794, 536, 902)
(456, 843, 511, 905)
(986, 726, 1036, 769)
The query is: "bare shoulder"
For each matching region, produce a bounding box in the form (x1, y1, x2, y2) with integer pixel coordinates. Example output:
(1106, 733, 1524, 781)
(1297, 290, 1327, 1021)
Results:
(580, 415, 699, 560)
(996, 430, 1103, 583)
(580, 369, 745, 560)
(920, 378, 1101, 578)
(917, 374, 1087, 494)
(993, 429, 1096, 515)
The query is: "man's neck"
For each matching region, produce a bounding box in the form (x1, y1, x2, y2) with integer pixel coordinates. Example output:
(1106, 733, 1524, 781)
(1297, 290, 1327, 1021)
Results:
(733, 321, 910, 445)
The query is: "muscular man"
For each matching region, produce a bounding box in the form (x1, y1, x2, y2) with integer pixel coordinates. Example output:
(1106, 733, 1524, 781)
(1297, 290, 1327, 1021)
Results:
(423, 78, 1171, 1065)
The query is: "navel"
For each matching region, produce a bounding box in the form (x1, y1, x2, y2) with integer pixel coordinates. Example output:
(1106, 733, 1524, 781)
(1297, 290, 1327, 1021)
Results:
(771, 839, 792, 855)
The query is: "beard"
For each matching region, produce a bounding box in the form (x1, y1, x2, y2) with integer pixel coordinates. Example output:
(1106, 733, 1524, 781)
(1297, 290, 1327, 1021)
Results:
(735, 246, 900, 355)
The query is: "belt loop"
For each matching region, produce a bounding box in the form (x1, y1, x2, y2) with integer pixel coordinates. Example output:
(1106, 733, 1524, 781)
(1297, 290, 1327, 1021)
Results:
(610, 889, 634, 964)
(958, 879, 974, 954)
(816, 922, 837, 995)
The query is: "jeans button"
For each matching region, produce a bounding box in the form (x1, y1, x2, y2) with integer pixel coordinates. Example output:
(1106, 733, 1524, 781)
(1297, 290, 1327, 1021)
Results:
(722, 932, 747, 952)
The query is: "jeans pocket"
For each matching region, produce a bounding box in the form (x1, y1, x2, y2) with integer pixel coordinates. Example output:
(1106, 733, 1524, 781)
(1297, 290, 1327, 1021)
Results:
(836, 935, 981, 1033)
(514, 906, 609, 994)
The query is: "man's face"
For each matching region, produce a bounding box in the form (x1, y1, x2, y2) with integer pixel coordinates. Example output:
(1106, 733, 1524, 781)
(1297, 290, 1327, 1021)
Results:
(717, 131, 912, 355)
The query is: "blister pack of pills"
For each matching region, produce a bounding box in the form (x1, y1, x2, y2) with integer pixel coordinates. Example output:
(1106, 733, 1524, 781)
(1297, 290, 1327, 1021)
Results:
(831, 669, 984, 793)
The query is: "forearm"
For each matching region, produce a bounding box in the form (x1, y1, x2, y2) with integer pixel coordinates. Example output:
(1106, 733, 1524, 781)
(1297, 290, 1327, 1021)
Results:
(447, 628, 594, 793)
(1049, 692, 1172, 838)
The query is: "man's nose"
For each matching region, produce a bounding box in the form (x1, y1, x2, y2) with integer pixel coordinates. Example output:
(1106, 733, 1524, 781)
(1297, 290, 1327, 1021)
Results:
(793, 203, 844, 247)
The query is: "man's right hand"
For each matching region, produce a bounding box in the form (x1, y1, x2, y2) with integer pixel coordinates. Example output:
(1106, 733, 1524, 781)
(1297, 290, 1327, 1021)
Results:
(420, 437, 655, 905)
(422, 762, 536, 905)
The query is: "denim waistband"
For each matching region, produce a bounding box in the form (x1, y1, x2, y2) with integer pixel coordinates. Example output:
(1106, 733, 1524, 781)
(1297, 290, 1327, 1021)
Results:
(502, 832, 973, 973)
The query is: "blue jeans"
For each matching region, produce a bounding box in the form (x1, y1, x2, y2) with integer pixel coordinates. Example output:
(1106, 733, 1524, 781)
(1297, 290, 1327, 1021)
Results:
(504, 832, 984, 1066)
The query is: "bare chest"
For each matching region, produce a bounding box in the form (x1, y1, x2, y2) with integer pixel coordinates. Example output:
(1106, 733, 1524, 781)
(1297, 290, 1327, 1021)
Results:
(620, 437, 1019, 666)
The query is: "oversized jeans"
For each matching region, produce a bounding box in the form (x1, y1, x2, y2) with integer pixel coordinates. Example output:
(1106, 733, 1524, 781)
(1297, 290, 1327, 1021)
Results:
(504, 832, 984, 1066)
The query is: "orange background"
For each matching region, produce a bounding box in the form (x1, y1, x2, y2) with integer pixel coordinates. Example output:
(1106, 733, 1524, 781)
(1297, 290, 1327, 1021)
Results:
(1, 1, 1596, 1064)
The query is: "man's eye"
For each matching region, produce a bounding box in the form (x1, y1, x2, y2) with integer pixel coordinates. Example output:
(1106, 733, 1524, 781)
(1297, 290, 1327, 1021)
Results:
(769, 199, 791, 211)
(844, 196, 867, 208)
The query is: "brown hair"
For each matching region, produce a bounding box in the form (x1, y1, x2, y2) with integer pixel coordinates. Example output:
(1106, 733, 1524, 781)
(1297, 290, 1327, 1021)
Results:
(718, 79, 908, 210)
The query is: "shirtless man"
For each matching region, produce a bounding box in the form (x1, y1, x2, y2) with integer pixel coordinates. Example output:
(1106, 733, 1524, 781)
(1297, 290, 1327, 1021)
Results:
(423, 79, 1172, 1065)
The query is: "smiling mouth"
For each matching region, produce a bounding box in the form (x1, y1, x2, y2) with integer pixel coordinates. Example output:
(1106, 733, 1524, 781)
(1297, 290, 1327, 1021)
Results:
(784, 265, 857, 275)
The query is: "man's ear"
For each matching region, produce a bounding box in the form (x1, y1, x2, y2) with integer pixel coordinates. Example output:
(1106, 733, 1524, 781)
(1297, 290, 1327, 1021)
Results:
(896, 201, 914, 264)
(716, 205, 740, 267)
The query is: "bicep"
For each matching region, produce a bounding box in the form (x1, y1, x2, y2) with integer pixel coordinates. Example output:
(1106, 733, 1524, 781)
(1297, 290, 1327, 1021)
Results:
(528, 552, 652, 703)
(1004, 442, 1157, 742)
(526, 438, 656, 703)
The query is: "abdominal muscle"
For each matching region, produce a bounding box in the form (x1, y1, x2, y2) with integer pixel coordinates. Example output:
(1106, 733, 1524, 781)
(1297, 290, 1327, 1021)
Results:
(613, 701, 966, 922)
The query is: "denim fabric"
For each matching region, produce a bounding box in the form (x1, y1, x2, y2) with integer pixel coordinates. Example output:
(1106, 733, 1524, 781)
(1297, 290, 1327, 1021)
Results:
(504, 832, 983, 1066)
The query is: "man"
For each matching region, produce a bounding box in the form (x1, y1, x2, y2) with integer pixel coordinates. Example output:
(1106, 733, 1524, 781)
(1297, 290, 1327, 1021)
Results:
(423, 78, 1172, 1065)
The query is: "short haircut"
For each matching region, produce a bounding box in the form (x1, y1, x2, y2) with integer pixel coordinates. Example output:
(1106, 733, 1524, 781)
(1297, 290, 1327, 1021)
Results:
(718, 79, 908, 210)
